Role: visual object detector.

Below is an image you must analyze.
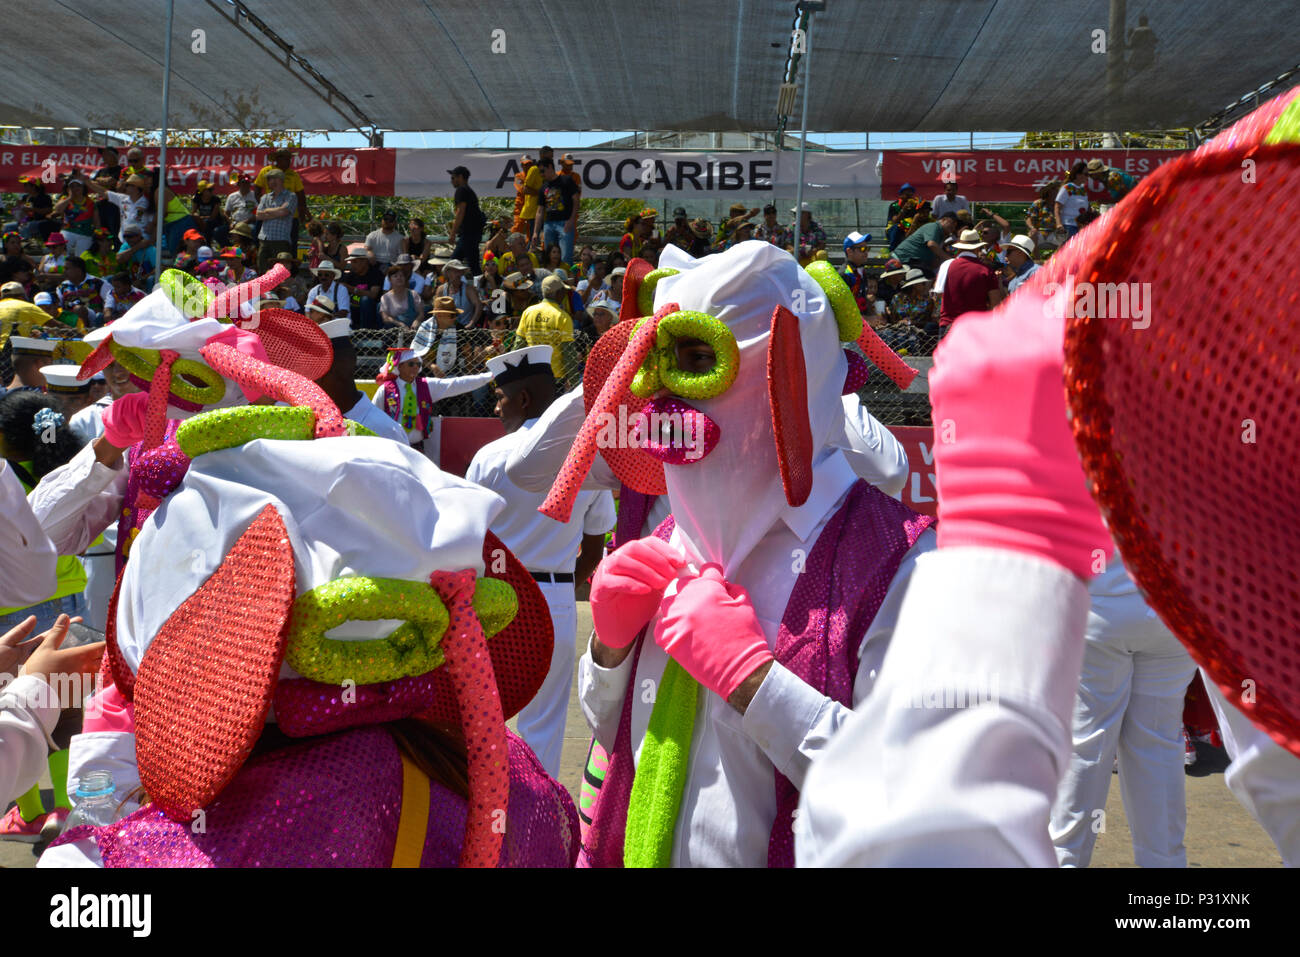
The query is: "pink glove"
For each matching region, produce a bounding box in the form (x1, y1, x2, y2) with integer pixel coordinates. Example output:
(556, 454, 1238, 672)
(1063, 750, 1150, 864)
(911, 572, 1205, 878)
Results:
(653, 565, 774, 701)
(100, 391, 149, 450)
(82, 683, 135, 734)
(589, 536, 686, 649)
(929, 286, 1110, 579)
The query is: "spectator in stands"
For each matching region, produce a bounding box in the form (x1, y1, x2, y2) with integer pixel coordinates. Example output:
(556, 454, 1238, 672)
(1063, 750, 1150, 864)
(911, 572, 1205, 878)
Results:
(579, 260, 611, 306)
(115, 224, 156, 292)
(754, 204, 792, 250)
(726, 220, 756, 249)
(172, 228, 204, 271)
(886, 184, 919, 250)
(876, 260, 907, 306)
(254, 148, 309, 247)
(51, 177, 99, 258)
(1074, 208, 1100, 230)
(403, 217, 432, 261)
(217, 245, 255, 285)
(481, 220, 510, 273)
(16, 177, 55, 241)
(274, 251, 309, 306)
(37, 233, 69, 283)
(1025, 181, 1061, 249)
(448, 166, 486, 276)
(155, 177, 202, 255)
(90, 172, 120, 239)
(574, 245, 596, 280)
(1003, 234, 1041, 293)
(517, 274, 577, 386)
(304, 219, 325, 266)
(543, 244, 569, 272)
(318, 221, 346, 266)
(620, 209, 656, 259)
(230, 221, 259, 271)
(686, 218, 716, 257)
(223, 171, 258, 231)
(93, 146, 123, 186)
(588, 300, 618, 338)
(476, 256, 506, 302)
(840, 231, 875, 314)
(792, 203, 825, 266)
(932, 179, 970, 219)
(893, 210, 959, 275)
(2, 232, 34, 271)
(85, 173, 152, 244)
(1055, 161, 1091, 237)
(379, 264, 425, 332)
(383, 253, 430, 299)
(1086, 158, 1137, 202)
(435, 259, 483, 329)
(665, 206, 693, 250)
(305, 294, 336, 323)
(365, 209, 404, 270)
(533, 159, 580, 265)
(937, 229, 1003, 326)
(81, 228, 116, 279)
(886, 269, 936, 339)
(343, 244, 385, 330)
(102, 272, 144, 321)
(516, 155, 541, 240)
(500, 232, 539, 276)
(718, 204, 759, 247)
(56, 257, 102, 328)
(254, 169, 297, 271)
(500, 273, 535, 321)
(191, 180, 227, 246)
(559, 154, 582, 261)
(307, 260, 349, 319)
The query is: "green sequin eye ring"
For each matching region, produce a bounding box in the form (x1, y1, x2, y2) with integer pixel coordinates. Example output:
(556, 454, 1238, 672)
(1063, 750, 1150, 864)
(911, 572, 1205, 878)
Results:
(805, 261, 864, 343)
(284, 576, 518, 685)
(176, 406, 316, 458)
(637, 267, 679, 316)
(157, 268, 215, 318)
(629, 311, 740, 400)
(109, 340, 227, 406)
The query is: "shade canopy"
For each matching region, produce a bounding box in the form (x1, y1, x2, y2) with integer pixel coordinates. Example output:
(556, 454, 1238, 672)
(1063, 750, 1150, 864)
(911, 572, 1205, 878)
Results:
(2, 0, 1295, 132)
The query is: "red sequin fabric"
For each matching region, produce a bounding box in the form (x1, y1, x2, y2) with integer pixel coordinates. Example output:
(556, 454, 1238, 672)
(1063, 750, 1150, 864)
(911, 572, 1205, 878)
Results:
(1062, 86, 1300, 758)
(199, 340, 347, 438)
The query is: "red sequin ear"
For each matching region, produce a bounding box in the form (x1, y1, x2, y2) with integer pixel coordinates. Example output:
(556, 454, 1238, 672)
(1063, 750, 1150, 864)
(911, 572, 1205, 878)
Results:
(102, 565, 134, 701)
(769, 305, 813, 508)
(134, 505, 296, 821)
(240, 307, 334, 382)
(76, 336, 116, 380)
(618, 258, 654, 323)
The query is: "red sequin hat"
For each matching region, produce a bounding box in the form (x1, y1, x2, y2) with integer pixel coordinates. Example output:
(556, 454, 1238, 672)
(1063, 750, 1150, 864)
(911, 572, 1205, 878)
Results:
(1060, 86, 1300, 757)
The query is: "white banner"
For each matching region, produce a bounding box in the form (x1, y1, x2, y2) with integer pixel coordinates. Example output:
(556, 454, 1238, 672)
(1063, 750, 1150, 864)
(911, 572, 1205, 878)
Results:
(393, 149, 881, 200)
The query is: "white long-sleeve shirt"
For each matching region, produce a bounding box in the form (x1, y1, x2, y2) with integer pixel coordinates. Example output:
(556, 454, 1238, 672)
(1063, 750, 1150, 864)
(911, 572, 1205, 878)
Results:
(577, 450, 935, 866)
(385, 373, 493, 444)
(0, 675, 59, 805)
(796, 547, 1091, 866)
(26, 440, 127, 557)
(1, 461, 57, 608)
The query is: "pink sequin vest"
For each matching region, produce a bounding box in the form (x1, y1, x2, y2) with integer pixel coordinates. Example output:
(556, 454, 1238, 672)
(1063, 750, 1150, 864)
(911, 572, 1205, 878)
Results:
(52, 727, 579, 867)
(581, 479, 935, 867)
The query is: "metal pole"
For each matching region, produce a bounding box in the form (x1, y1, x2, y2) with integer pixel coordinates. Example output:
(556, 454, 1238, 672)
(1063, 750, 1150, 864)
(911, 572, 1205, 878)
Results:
(154, 0, 175, 283)
(791, 11, 814, 253)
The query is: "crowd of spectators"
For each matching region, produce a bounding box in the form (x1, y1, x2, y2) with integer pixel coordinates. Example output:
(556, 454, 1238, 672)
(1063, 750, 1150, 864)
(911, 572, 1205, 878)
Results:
(0, 143, 1140, 418)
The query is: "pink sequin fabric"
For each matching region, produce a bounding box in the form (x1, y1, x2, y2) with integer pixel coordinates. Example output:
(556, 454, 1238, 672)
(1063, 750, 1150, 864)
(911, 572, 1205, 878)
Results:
(50, 728, 578, 867)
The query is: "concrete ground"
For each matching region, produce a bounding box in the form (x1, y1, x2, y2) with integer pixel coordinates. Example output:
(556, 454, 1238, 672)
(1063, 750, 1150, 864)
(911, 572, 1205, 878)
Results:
(2, 602, 1281, 868)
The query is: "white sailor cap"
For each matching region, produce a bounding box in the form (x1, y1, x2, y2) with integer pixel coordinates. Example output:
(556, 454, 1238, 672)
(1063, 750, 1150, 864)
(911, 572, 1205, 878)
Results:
(319, 317, 352, 340)
(40, 363, 91, 393)
(10, 336, 58, 357)
(485, 344, 553, 386)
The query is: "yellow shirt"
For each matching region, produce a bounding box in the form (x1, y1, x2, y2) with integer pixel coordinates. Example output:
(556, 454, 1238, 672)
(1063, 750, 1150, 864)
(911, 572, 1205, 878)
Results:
(516, 300, 573, 379)
(520, 166, 543, 221)
(0, 300, 51, 345)
(499, 250, 539, 274)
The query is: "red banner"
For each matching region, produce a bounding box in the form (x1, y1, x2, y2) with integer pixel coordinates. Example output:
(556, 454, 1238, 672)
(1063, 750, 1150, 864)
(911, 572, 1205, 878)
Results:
(881, 149, 1186, 201)
(0, 146, 395, 196)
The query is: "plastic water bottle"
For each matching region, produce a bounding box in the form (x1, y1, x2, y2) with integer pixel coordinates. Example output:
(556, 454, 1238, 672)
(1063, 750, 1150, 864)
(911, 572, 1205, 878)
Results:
(63, 771, 119, 829)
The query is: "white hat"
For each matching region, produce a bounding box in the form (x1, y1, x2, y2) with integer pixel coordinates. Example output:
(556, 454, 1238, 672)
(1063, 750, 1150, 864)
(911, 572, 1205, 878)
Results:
(196, 245, 215, 262)
(900, 269, 930, 290)
(386, 347, 417, 365)
(485, 345, 553, 386)
(40, 364, 90, 393)
(588, 300, 617, 315)
(790, 202, 812, 213)
(312, 260, 342, 278)
(1005, 234, 1036, 258)
(318, 317, 352, 339)
(951, 228, 988, 251)
(9, 336, 58, 356)
(33, 292, 54, 306)
(306, 293, 336, 317)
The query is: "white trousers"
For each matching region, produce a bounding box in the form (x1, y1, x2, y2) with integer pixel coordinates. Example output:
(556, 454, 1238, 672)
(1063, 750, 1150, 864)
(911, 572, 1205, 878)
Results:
(1203, 672, 1300, 866)
(515, 579, 577, 778)
(1050, 589, 1197, 867)
(63, 232, 93, 257)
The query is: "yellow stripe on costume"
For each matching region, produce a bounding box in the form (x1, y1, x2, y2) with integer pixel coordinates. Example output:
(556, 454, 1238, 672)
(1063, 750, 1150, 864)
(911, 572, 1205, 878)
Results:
(391, 754, 431, 868)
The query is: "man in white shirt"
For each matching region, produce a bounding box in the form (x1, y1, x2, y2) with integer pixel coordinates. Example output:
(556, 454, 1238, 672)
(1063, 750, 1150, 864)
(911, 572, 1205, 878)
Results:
(931, 180, 970, 219)
(365, 210, 404, 269)
(466, 345, 615, 776)
(313, 318, 410, 445)
(222, 172, 258, 226)
(305, 261, 350, 319)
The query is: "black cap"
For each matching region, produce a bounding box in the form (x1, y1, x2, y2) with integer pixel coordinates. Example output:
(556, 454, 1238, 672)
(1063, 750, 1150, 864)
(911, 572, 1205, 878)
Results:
(447, 165, 471, 179)
(381, 209, 397, 220)
(673, 206, 687, 218)
(763, 204, 777, 214)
